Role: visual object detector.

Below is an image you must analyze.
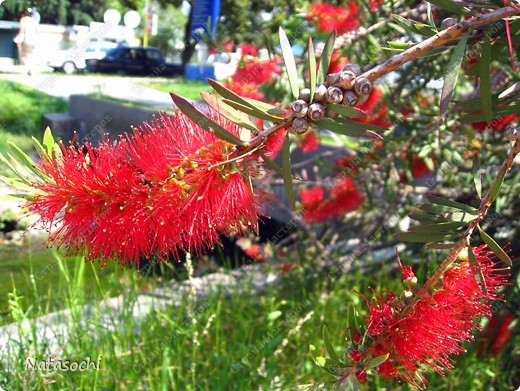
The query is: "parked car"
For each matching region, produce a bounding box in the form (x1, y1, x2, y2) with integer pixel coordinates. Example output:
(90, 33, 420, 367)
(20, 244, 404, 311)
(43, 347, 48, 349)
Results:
(47, 41, 119, 74)
(85, 46, 182, 76)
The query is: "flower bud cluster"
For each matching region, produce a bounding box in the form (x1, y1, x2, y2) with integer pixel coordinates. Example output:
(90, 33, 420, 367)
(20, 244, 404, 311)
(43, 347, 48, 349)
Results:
(288, 64, 372, 134)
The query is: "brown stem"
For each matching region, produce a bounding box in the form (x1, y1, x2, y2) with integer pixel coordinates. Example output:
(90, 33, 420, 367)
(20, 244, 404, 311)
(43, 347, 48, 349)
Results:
(404, 138, 520, 315)
(229, 116, 293, 159)
(361, 6, 520, 83)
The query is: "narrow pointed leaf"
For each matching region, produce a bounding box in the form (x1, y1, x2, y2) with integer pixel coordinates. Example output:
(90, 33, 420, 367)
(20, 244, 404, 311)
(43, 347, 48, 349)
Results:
(393, 231, 457, 243)
(409, 212, 449, 223)
(241, 160, 254, 194)
(468, 245, 487, 295)
(458, 104, 520, 123)
(425, 242, 457, 249)
(313, 119, 382, 140)
(440, 33, 469, 115)
(478, 227, 512, 266)
(366, 354, 390, 370)
(489, 165, 506, 205)
(42, 127, 55, 157)
(479, 38, 493, 124)
(472, 153, 482, 199)
(279, 27, 300, 99)
(427, 0, 469, 14)
(281, 136, 296, 210)
(326, 103, 367, 119)
(0, 154, 32, 185)
(222, 99, 284, 122)
(322, 325, 339, 361)
(408, 221, 467, 233)
(31, 136, 47, 160)
(308, 36, 317, 102)
(200, 92, 258, 132)
(170, 93, 245, 146)
(426, 195, 478, 214)
(242, 98, 286, 115)
(318, 30, 336, 83)
(447, 211, 478, 223)
(207, 78, 285, 116)
(336, 116, 388, 132)
(259, 151, 283, 174)
(7, 142, 45, 180)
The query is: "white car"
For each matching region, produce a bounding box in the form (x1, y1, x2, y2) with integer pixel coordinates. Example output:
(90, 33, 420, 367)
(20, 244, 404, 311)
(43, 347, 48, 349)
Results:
(47, 41, 119, 74)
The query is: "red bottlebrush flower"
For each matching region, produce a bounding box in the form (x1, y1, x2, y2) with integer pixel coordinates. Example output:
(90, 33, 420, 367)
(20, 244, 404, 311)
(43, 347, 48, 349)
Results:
(300, 186, 325, 210)
(298, 132, 320, 153)
(307, 2, 360, 35)
(263, 127, 288, 158)
(355, 86, 392, 128)
(344, 244, 510, 388)
(300, 177, 363, 223)
(26, 110, 269, 266)
(368, 0, 384, 11)
(471, 113, 518, 132)
(239, 42, 257, 57)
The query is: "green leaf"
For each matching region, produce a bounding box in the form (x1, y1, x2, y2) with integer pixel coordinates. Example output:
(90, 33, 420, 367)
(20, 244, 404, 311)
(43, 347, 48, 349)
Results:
(279, 27, 300, 99)
(478, 227, 512, 266)
(326, 103, 367, 119)
(322, 325, 339, 362)
(426, 195, 479, 214)
(407, 221, 467, 233)
(313, 119, 383, 140)
(479, 38, 493, 125)
(7, 142, 46, 180)
(427, 0, 469, 14)
(308, 36, 317, 103)
(426, 2, 437, 29)
(458, 105, 520, 123)
(241, 160, 254, 194)
(489, 165, 507, 205)
(447, 211, 478, 223)
(170, 93, 245, 146)
(200, 92, 258, 132)
(414, 23, 437, 37)
(207, 78, 285, 117)
(472, 153, 482, 199)
(440, 33, 469, 115)
(409, 212, 449, 223)
(392, 14, 420, 35)
(281, 136, 296, 210)
(241, 97, 286, 115)
(468, 245, 487, 295)
(425, 242, 457, 249)
(366, 354, 390, 370)
(222, 99, 284, 123)
(259, 151, 283, 174)
(42, 127, 56, 157)
(336, 116, 388, 132)
(387, 41, 414, 49)
(393, 231, 457, 243)
(318, 30, 336, 83)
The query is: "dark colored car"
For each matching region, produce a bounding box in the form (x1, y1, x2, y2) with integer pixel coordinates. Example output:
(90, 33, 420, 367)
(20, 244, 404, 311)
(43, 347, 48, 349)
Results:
(85, 46, 182, 76)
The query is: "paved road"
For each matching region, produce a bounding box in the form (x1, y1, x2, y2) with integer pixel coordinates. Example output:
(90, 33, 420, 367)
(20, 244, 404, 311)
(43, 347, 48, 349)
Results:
(0, 66, 179, 108)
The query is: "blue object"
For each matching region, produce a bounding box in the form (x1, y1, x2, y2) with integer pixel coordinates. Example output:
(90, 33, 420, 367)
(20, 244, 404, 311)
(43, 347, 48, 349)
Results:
(190, 0, 221, 40)
(185, 64, 215, 81)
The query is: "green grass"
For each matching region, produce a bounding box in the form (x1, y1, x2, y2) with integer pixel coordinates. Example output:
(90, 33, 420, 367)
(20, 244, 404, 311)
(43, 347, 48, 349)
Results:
(0, 246, 516, 391)
(0, 79, 68, 135)
(0, 79, 68, 176)
(146, 78, 213, 101)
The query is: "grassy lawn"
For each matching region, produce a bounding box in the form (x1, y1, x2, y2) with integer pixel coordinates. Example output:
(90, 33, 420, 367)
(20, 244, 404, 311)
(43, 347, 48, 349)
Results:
(0, 79, 68, 176)
(0, 246, 516, 390)
(145, 78, 213, 101)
